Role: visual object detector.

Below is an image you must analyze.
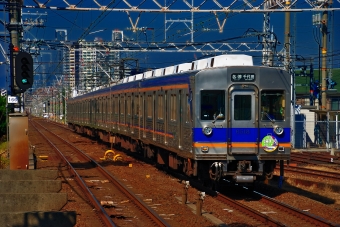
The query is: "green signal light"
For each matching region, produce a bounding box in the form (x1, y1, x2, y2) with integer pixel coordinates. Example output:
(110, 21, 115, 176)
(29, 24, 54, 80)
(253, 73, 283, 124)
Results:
(21, 78, 28, 84)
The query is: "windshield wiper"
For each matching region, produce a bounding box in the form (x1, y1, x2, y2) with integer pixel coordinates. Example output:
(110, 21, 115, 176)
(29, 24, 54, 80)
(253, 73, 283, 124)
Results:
(262, 112, 275, 123)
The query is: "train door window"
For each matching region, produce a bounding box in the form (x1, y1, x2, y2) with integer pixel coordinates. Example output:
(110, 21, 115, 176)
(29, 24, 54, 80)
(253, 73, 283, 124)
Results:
(261, 90, 285, 121)
(200, 90, 225, 121)
(85, 100, 88, 121)
(109, 95, 112, 120)
(127, 95, 131, 115)
(234, 95, 251, 120)
(105, 96, 108, 123)
(102, 97, 104, 123)
(170, 93, 177, 121)
(120, 95, 125, 115)
(101, 98, 103, 123)
(114, 96, 118, 114)
(88, 99, 90, 121)
(147, 94, 153, 118)
(134, 95, 139, 116)
(90, 99, 94, 121)
(185, 93, 190, 123)
(158, 94, 164, 120)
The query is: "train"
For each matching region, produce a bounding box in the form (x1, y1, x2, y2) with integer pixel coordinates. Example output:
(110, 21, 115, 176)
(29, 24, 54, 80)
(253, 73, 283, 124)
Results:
(67, 54, 291, 187)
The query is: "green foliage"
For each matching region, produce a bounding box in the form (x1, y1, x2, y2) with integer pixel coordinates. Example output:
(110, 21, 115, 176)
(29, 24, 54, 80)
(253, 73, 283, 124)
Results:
(295, 68, 340, 94)
(0, 141, 9, 169)
(0, 96, 6, 138)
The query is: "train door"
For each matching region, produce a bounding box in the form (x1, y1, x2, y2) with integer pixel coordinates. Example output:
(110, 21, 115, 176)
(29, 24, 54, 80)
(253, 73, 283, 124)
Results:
(118, 95, 121, 131)
(164, 91, 168, 144)
(127, 94, 132, 133)
(145, 92, 154, 139)
(178, 90, 182, 149)
(153, 91, 156, 141)
(90, 99, 94, 126)
(143, 93, 146, 138)
(228, 85, 259, 154)
(136, 94, 141, 139)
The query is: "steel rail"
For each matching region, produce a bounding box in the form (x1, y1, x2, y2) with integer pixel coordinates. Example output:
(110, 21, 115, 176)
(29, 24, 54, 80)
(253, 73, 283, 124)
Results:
(33, 119, 171, 227)
(30, 120, 116, 227)
(258, 194, 340, 227)
(216, 194, 285, 227)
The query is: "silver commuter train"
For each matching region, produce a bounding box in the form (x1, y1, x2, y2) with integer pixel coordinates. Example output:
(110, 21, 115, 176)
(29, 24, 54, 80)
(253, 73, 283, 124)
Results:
(67, 54, 291, 185)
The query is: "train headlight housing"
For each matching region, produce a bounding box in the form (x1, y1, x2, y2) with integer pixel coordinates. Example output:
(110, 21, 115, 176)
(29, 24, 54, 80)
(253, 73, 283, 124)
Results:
(273, 126, 284, 135)
(203, 126, 213, 136)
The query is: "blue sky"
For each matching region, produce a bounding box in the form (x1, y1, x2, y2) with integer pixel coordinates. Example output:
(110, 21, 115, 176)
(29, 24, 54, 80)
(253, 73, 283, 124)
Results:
(0, 0, 339, 90)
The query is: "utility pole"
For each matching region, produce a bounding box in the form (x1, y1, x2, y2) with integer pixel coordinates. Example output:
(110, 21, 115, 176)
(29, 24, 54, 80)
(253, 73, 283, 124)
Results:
(7, 0, 30, 169)
(321, 9, 328, 111)
(7, 0, 22, 108)
(284, 10, 290, 71)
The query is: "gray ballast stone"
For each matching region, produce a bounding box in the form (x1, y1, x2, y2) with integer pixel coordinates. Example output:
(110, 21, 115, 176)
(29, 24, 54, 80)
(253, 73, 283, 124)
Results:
(0, 180, 62, 193)
(0, 169, 59, 180)
(0, 193, 68, 212)
(0, 211, 77, 227)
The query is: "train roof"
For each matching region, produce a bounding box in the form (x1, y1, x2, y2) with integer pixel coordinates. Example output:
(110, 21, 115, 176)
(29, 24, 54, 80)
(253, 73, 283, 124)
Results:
(70, 54, 255, 99)
(118, 54, 253, 84)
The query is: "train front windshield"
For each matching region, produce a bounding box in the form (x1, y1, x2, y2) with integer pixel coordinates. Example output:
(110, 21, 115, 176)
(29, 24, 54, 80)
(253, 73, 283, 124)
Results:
(200, 90, 225, 120)
(261, 90, 285, 121)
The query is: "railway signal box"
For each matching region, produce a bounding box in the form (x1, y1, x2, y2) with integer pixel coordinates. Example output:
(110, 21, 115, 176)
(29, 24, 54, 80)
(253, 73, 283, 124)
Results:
(9, 113, 29, 169)
(14, 51, 34, 93)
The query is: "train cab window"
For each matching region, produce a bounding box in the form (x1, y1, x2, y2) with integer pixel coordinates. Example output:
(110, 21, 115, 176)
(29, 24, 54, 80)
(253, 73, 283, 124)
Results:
(200, 90, 225, 121)
(261, 90, 285, 121)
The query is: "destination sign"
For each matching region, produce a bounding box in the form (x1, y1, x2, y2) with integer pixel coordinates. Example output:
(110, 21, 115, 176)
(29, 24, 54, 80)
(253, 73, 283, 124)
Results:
(231, 73, 255, 82)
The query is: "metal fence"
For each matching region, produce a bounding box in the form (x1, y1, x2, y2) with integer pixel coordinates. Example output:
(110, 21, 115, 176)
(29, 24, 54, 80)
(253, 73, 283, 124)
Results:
(294, 119, 340, 149)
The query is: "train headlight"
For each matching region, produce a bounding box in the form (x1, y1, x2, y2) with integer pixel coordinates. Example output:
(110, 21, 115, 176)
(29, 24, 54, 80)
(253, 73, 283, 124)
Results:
(273, 126, 284, 135)
(201, 146, 209, 153)
(203, 126, 213, 136)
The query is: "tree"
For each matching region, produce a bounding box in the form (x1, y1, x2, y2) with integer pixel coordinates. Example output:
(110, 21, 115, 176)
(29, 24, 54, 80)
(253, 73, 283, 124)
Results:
(0, 95, 7, 138)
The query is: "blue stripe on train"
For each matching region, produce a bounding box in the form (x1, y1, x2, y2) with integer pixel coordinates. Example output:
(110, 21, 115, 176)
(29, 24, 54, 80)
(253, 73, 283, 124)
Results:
(193, 128, 290, 143)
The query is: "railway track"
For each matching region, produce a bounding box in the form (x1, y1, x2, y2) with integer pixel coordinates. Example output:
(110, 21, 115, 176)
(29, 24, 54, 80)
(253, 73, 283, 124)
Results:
(275, 165, 340, 181)
(157, 161, 340, 226)
(31, 119, 171, 227)
(216, 191, 340, 227)
(31, 119, 340, 226)
(204, 181, 340, 227)
(291, 152, 340, 167)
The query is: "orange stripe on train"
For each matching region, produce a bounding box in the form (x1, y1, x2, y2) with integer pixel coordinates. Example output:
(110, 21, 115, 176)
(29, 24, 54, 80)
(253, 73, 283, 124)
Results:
(193, 143, 291, 148)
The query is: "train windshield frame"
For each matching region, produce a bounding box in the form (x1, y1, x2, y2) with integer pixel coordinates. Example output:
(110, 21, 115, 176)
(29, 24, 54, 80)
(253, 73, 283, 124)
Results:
(200, 90, 226, 121)
(260, 90, 285, 121)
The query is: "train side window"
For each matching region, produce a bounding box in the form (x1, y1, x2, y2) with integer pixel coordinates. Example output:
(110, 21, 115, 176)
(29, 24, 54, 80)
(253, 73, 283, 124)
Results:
(200, 90, 225, 120)
(261, 90, 285, 121)
(234, 95, 251, 120)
